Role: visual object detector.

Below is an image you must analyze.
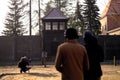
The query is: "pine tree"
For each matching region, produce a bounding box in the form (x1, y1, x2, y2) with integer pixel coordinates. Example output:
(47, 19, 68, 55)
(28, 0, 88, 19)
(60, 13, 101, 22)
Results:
(44, 0, 55, 16)
(55, 0, 73, 16)
(2, 0, 26, 36)
(83, 0, 101, 35)
(74, 1, 84, 35)
(55, 0, 67, 11)
(67, 1, 84, 35)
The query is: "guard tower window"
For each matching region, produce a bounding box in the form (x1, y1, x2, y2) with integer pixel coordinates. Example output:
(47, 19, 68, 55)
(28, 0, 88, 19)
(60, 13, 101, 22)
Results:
(53, 22, 58, 30)
(45, 22, 51, 30)
(60, 22, 65, 30)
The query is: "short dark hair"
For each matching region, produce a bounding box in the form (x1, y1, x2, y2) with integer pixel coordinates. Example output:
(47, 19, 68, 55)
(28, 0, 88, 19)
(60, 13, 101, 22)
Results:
(64, 28, 79, 39)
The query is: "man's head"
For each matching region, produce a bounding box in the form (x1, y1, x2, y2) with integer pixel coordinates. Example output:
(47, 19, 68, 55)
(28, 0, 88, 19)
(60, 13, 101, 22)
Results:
(64, 28, 79, 39)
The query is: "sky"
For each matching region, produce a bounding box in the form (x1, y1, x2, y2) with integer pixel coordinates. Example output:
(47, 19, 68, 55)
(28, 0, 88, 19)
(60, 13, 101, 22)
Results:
(0, 0, 110, 35)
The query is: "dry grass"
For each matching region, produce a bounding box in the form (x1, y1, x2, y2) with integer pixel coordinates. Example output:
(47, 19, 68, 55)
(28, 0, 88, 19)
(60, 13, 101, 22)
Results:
(101, 65, 120, 80)
(0, 65, 120, 80)
(0, 65, 61, 80)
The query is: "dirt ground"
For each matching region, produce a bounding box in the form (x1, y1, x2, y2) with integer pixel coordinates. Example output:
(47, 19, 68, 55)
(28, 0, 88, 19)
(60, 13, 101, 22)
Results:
(0, 64, 120, 80)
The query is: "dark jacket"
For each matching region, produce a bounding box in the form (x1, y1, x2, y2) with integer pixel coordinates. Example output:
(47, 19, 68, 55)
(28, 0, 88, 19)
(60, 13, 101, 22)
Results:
(18, 57, 29, 71)
(84, 35, 104, 79)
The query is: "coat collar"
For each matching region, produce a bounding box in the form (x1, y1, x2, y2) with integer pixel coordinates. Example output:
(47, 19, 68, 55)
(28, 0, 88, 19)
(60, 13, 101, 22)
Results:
(66, 39, 78, 43)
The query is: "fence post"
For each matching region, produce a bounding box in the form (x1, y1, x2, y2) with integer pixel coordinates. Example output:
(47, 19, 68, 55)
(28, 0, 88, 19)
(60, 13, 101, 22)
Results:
(113, 56, 116, 66)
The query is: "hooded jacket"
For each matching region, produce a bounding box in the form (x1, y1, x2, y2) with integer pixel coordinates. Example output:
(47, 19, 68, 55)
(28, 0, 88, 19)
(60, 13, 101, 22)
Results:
(83, 31, 104, 79)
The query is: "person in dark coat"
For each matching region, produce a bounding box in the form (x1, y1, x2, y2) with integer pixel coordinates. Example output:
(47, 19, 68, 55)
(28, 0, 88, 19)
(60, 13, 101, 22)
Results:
(83, 30, 104, 80)
(18, 56, 31, 73)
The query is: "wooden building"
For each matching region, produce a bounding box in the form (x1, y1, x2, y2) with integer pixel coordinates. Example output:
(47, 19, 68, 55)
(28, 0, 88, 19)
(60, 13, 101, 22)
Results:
(42, 8, 69, 57)
(100, 0, 120, 35)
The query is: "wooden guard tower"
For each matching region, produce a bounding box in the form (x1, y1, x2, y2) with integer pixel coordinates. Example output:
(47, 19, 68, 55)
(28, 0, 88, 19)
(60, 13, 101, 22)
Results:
(42, 8, 69, 57)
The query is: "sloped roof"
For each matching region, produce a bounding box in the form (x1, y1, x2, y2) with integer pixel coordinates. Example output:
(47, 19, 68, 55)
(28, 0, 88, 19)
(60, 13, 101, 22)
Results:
(101, 0, 120, 18)
(42, 8, 68, 20)
(100, 0, 112, 18)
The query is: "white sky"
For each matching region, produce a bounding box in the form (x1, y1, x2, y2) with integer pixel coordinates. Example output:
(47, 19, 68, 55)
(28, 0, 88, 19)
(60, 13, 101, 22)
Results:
(0, 0, 110, 35)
